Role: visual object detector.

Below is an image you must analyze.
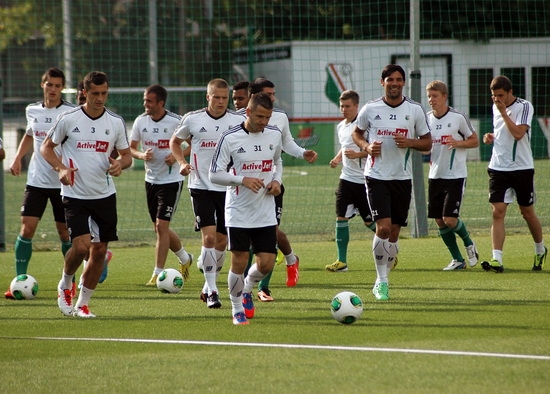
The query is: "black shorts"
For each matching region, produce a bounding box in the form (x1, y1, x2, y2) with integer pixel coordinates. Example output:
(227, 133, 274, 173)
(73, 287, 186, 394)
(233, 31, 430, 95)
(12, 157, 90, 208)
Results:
(227, 225, 277, 254)
(63, 194, 118, 242)
(21, 185, 66, 223)
(335, 179, 372, 222)
(488, 168, 536, 207)
(366, 177, 411, 226)
(190, 188, 227, 234)
(427, 178, 465, 219)
(274, 184, 285, 225)
(146, 181, 183, 222)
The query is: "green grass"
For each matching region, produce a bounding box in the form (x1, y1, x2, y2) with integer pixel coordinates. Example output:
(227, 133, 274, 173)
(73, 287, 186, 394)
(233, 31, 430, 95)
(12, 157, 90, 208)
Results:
(1, 235, 549, 393)
(3, 159, 550, 250)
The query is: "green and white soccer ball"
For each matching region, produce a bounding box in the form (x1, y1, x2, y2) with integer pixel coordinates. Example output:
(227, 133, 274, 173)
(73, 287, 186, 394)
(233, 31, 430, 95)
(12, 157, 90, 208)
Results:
(156, 268, 184, 294)
(331, 291, 363, 324)
(10, 274, 39, 300)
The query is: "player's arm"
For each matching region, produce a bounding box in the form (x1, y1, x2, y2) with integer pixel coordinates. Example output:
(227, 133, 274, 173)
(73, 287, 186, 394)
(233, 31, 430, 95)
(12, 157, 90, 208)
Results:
(108, 147, 132, 176)
(9, 133, 33, 176)
(169, 134, 191, 175)
(329, 149, 343, 168)
(266, 147, 283, 196)
(130, 139, 152, 161)
(399, 132, 432, 152)
(40, 136, 76, 186)
(494, 99, 530, 141)
(352, 125, 381, 156)
(447, 132, 479, 150)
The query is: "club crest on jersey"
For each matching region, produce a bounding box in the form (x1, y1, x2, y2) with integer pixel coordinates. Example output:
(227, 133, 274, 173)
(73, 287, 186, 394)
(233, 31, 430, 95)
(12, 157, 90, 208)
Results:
(241, 160, 273, 172)
(105, 129, 110, 135)
(76, 140, 109, 153)
(199, 140, 217, 149)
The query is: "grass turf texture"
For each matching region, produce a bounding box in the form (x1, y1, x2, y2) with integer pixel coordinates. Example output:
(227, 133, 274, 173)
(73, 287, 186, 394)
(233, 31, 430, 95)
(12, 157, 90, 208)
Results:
(1, 236, 549, 393)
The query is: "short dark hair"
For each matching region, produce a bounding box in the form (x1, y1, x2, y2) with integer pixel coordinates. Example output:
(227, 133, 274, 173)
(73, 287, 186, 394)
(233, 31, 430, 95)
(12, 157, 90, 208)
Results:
(339, 90, 359, 104)
(77, 80, 84, 91)
(381, 64, 406, 81)
(490, 76, 513, 92)
(249, 77, 275, 95)
(145, 84, 168, 104)
(83, 71, 109, 90)
(233, 80, 249, 91)
(41, 68, 66, 85)
(248, 92, 273, 111)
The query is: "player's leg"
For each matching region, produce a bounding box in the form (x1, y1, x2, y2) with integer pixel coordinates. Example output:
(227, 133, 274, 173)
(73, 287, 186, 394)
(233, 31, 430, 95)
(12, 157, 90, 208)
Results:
(73, 195, 118, 318)
(243, 226, 277, 320)
(227, 227, 250, 325)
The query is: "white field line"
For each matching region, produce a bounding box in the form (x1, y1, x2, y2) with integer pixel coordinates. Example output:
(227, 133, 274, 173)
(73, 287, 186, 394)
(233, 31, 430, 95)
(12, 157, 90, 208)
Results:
(4, 336, 550, 361)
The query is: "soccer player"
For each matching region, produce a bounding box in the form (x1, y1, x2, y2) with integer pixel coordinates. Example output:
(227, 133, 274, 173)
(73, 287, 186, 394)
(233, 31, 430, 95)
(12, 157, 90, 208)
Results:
(424, 80, 479, 271)
(5, 68, 75, 300)
(246, 77, 317, 302)
(170, 78, 246, 309)
(352, 64, 431, 301)
(232, 80, 249, 110)
(209, 92, 283, 325)
(130, 84, 193, 285)
(41, 71, 132, 318)
(326, 90, 375, 273)
(482, 75, 547, 272)
(76, 80, 86, 105)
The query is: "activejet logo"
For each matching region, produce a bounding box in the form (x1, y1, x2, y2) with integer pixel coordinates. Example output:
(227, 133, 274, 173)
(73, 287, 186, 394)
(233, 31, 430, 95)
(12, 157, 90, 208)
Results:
(241, 160, 273, 172)
(158, 140, 170, 149)
(76, 140, 109, 152)
(376, 128, 408, 137)
(199, 140, 217, 149)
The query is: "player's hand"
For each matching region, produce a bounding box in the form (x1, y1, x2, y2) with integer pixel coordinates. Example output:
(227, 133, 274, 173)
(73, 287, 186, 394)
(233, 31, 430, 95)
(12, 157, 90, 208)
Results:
(243, 177, 265, 193)
(266, 180, 281, 196)
(329, 158, 340, 168)
(344, 149, 363, 159)
(107, 156, 123, 177)
(9, 160, 21, 176)
(368, 141, 382, 157)
(304, 150, 318, 163)
(394, 135, 409, 149)
(59, 167, 78, 186)
(142, 148, 153, 161)
(178, 162, 192, 176)
(483, 133, 495, 145)
(164, 153, 176, 166)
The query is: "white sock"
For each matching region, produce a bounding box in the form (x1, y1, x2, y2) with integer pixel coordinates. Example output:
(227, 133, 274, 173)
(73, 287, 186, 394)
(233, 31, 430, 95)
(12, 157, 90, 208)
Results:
(174, 247, 190, 265)
(535, 242, 546, 256)
(372, 235, 389, 284)
(215, 249, 225, 279)
(386, 241, 398, 270)
(61, 272, 74, 290)
(75, 285, 95, 308)
(153, 267, 163, 275)
(285, 250, 297, 266)
(227, 270, 244, 315)
(202, 246, 218, 294)
(243, 264, 265, 293)
(492, 250, 503, 265)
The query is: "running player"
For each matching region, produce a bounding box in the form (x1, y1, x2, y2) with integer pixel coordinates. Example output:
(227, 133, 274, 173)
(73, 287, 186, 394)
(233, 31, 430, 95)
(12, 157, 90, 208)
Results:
(246, 77, 317, 302)
(170, 78, 246, 309)
(41, 71, 132, 318)
(352, 64, 432, 301)
(326, 90, 376, 273)
(424, 80, 479, 271)
(130, 84, 193, 285)
(209, 92, 283, 325)
(5, 68, 75, 300)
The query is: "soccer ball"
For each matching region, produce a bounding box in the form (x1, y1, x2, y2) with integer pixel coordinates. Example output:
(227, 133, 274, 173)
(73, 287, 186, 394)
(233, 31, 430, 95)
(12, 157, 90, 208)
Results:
(10, 274, 39, 300)
(330, 291, 363, 324)
(156, 268, 184, 294)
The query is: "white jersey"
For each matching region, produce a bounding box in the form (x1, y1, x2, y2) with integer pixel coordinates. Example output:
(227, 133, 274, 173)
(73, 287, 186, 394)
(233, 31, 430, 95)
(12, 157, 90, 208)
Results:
(47, 107, 129, 199)
(131, 110, 184, 184)
(337, 116, 365, 184)
(489, 97, 534, 171)
(237, 107, 305, 159)
(356, 96, 430, 180)
(174, 108, 245, 192)
(209, 124, 283, 228)
(427, 108, 476, 179)
(25, 100, 76, 188)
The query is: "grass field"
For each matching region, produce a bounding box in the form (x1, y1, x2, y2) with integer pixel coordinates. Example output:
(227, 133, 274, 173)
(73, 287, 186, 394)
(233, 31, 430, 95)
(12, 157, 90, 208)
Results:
(1, 235, 549, 393)
(2, 159, 550, 250)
